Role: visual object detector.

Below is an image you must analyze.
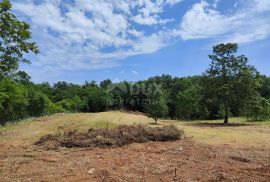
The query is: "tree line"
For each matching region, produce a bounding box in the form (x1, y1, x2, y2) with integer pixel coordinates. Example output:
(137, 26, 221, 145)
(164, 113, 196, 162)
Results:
(1, 69, 270, 124)
(1, 0, 270, 124)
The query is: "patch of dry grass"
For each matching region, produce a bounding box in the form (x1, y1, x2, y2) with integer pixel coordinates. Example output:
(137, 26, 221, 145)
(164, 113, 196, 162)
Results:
(0, 111, 269, 149)
(162, 119, 270, 148)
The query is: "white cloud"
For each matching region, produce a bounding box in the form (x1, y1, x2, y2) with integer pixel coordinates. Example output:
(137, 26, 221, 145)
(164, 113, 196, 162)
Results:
(179, 0, 270, 43)
(179, 1, 229, 40)
(253, 0, 270, 11)
(12, 0, 183, 73)
(132, 70, 139, 74)
(132, 14, 171, 25)
(10, 0, 270, 77)
(213, 0, 220, 8)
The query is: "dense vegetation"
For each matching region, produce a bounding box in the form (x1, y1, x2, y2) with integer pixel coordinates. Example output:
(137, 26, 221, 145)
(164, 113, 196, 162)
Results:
(1, 72, 270, 125)
(1, 0, 270, 125)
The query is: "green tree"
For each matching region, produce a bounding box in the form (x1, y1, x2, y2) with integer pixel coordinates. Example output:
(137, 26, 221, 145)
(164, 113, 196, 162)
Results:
(27, 91, 47, 116)
(205, 43, 260, 124)
(56, 96, 84, 112)
(145, 91, 168, 124)
(51, 81, 82, 102)
(82, 86, 110, 112)
(0, 78, 28, 124)
(176, 85, 200, 120)
(100, 79, 112, 89)
(243, 94, 270, 121)
(260, 76, 270, 99)
(35, 82, 53, 100)
(0, 0, 38, 77)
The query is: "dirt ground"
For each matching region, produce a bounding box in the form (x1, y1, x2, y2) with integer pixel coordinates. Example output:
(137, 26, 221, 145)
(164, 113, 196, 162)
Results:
(0, 112, 270, 181)
(0, 139, 269, 182)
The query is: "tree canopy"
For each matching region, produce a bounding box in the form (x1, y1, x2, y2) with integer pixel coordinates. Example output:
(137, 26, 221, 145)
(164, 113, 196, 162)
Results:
(145, 91, 168, 124)
(204, 43, 261, 124)
(0, 0, 38, 77)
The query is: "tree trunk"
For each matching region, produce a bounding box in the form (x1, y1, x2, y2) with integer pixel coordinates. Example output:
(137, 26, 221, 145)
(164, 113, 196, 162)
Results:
(224, 106, 229, 124)
(155, 118, 158, 125)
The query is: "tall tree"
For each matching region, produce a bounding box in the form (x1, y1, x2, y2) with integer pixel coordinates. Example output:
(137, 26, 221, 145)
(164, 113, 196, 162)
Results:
(100, 79, 112, 90)
(0, 0, 38, 77)
(204, 43, 260, 124)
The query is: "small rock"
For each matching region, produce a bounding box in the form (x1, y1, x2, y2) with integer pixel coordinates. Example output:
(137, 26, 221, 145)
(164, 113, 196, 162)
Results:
(229, 155, 251, 163)
(88, 168, 95, 175)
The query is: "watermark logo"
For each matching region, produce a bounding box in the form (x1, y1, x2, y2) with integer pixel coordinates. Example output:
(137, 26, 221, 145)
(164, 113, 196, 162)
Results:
(106, 83, 164, 106)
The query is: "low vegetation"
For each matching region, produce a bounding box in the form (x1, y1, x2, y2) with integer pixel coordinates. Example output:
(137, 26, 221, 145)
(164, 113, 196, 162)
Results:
(35, 124, 183, 149)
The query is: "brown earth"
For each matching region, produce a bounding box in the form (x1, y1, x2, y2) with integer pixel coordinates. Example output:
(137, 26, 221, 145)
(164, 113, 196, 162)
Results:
(0, 138, 269, 182)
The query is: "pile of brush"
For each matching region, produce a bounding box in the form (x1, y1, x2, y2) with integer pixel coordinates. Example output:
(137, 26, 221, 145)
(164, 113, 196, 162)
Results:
(35, 124, 183, 149)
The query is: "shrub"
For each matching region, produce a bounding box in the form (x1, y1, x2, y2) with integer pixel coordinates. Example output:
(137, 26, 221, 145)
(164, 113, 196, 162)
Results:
(56, 96, 84, 112)
(46, 101, 65, 114)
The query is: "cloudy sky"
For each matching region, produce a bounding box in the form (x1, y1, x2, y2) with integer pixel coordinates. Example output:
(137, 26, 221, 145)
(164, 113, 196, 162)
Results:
(11, 0, 270, 83)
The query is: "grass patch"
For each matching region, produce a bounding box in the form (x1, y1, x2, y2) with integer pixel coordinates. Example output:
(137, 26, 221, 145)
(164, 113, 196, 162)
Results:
(0, 118, 34, 133)
(84, 121, 118, 129)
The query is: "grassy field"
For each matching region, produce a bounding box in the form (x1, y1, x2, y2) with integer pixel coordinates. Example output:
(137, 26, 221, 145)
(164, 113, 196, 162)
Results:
(0, 111, 269, 149)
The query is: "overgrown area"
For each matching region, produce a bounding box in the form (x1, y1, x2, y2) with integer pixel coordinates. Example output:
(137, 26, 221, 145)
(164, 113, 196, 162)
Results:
(35, 125, 183, 149)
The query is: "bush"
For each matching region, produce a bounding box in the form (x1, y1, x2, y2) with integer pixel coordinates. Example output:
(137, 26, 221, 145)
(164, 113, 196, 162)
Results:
(28, 91, 64, 116)
(46, 101, 65, 114)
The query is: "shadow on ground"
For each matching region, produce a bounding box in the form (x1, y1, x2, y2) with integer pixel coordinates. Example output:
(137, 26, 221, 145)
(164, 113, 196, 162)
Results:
(182, 122, 252, 128)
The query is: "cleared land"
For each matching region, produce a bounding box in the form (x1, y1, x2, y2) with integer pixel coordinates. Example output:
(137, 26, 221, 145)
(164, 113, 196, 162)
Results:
(0, 111, 270, 181)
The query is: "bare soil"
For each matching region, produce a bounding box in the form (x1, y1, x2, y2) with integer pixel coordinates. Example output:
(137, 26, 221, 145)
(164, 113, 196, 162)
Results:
(0, 138, 269, 182)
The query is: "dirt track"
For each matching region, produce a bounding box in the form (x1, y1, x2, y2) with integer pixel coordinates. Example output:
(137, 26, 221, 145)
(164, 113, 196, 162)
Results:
(0, 138, 269, 182)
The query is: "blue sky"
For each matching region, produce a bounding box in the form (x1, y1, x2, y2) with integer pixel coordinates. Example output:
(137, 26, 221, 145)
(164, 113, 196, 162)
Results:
(11, 0, 270, 84)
